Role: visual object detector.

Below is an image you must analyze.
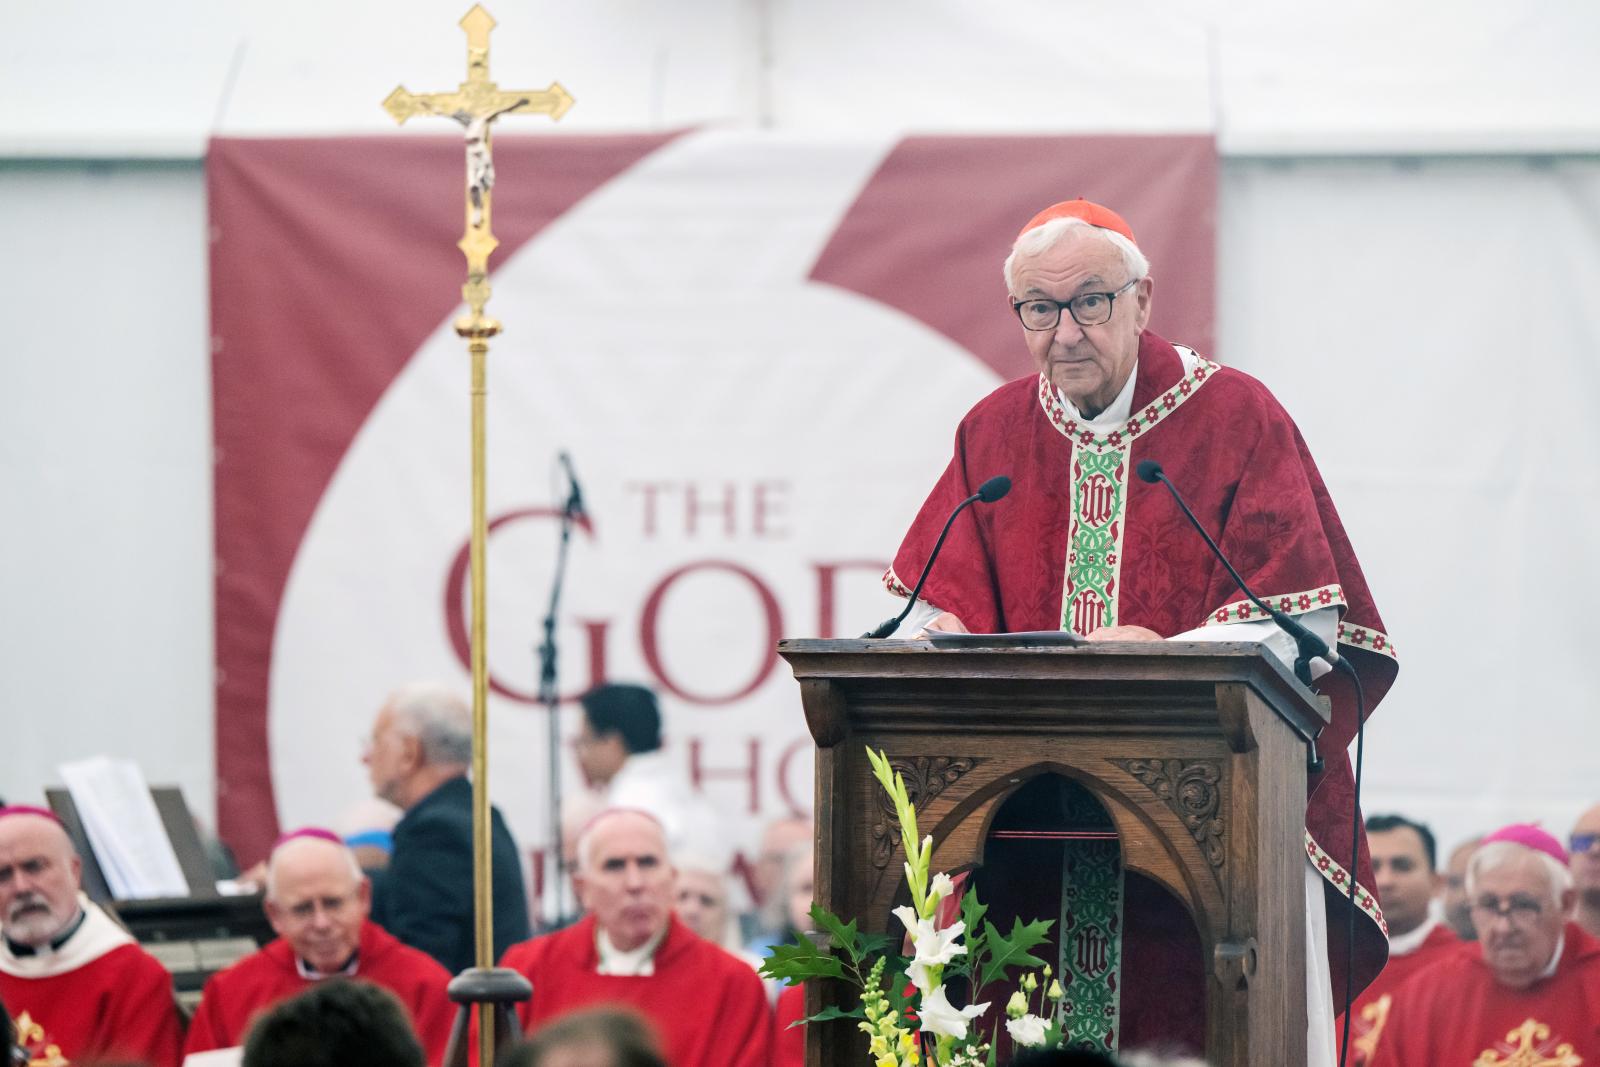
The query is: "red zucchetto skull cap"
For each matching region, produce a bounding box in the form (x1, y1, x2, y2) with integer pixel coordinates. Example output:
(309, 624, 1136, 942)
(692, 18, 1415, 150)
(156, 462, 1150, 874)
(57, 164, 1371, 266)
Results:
(1018, 199, 1138, 246)
(0, 805, 64, 826)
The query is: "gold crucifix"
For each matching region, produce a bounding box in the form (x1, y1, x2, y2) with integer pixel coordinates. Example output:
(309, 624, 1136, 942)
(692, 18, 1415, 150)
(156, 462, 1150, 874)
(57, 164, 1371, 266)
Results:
(384, 10, 571, 1067)
(384, 4, 573, 334)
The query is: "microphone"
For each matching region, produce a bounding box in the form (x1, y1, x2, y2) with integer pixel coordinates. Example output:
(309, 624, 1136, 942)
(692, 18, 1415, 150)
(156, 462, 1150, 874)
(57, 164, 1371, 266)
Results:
(863, 475, 1011, 639)
(1135, 460, 1338, 686)
(558, 451, 585, 517)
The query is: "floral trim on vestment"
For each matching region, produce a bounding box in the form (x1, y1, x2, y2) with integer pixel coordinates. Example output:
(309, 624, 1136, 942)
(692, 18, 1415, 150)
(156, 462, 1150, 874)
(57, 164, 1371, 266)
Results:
(1305, 831, 1388, 938)
(1197, 586, 1347, 626)
(1035, 357, 1222, 454)
(1197, 588, 1400, 663)
(1337, 621, 1398, 662)
(883, 566, 914, 599)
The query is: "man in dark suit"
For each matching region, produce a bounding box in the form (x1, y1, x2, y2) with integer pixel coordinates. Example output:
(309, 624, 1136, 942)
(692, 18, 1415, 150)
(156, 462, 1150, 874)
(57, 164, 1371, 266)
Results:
(363, 682, 530, 975)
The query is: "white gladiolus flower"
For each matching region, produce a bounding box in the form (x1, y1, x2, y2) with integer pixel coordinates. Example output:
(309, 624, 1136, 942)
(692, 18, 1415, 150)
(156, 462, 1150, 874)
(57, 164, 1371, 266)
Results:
(1006, 1013, 1049, 1047)
(892, 906, 968, 993)
(929, 871, 956, 903)
(918, 984, 990, 1040)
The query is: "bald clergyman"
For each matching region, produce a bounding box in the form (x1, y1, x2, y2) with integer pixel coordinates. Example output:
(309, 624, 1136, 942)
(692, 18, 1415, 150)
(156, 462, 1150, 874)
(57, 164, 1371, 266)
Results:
(185, 829, 455, 1064)
(500, 809, 772, 1067)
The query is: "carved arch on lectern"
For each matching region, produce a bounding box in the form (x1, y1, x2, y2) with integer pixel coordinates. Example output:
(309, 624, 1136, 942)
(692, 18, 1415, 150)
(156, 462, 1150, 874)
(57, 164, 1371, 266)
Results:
(918, 760, 1226, 939)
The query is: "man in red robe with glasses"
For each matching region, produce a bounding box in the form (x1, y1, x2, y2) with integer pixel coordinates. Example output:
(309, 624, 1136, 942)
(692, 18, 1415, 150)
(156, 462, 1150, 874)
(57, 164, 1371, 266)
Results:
(885, 199, 1400, 1064)
(1369, 824, 1600, 1066)
(185, 829, 454, 1064)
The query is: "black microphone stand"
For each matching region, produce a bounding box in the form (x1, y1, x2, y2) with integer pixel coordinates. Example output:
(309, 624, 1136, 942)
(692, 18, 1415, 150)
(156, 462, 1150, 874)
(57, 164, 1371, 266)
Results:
(535, 476, 583, 923)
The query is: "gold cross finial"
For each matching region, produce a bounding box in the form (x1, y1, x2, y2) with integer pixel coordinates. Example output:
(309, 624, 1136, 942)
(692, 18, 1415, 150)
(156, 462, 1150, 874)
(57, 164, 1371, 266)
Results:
(1472, 1018, 1583, 1067)
(383, 4, 573, 336)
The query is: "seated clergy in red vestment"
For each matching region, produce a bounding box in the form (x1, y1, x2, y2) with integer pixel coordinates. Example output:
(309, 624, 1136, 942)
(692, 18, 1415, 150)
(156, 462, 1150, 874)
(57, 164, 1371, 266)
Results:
(0, 805, 184, 1067)
(185, 829, 454, 1064)
(501, 809, 772, 1067)
(1339, 814, 1459, 1064)
(1369, 824, 1600, 1066)
(885, 198, 1400, 1064)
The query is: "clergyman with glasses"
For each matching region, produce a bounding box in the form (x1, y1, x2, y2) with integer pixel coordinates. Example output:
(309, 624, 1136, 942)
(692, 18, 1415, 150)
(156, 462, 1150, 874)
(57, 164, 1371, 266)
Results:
(881, 198, 1399, 1065)
(184, 829, 456, 1062)
(1368, 823, 1600, 1065)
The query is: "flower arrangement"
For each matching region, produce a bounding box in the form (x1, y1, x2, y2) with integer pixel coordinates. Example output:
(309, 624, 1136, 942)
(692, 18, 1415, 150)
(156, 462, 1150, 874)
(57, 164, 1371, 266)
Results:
(760, 747, 1074, 1065)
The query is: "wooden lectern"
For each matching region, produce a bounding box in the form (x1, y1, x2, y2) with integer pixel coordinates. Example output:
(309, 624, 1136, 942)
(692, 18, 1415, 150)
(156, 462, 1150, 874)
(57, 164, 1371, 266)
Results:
(778, 639, 1330, 1067)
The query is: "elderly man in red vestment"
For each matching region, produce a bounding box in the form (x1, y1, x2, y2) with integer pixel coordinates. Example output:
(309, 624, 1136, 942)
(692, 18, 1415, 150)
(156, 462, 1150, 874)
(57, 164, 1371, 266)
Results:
(185, 829, 454, 1064)
(0, 805, 183, 1067)
(501, 809, 772, 1067)
(1370, 824, 1600, 1066)
(886, 199, 1400, 1062)
(1341, 815, 1459, 1064)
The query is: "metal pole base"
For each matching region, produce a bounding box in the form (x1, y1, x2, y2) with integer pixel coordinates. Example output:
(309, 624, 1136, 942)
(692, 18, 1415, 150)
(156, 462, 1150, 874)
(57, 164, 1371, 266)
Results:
(442, 967, 535, 1067)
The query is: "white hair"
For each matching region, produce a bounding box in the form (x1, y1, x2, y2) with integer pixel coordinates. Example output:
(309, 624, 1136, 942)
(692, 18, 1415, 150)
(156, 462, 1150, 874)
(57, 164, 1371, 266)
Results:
(1003, 216, 1150, 295)
(1465, 840, 1574, 907)
(1120, 1053, 1211, 1067)
(265, 837, 364, 901)
(385, 681, 473, 766)
(574, 808, 669, 873)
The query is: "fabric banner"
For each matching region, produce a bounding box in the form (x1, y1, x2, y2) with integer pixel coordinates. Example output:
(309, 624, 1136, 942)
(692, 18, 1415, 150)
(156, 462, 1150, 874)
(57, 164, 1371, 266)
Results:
(207, 131, 1217, 907)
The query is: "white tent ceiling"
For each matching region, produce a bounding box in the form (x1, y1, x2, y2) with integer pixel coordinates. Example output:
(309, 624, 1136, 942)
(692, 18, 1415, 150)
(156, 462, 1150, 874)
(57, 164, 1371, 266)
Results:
(4, 0, 1599, 158)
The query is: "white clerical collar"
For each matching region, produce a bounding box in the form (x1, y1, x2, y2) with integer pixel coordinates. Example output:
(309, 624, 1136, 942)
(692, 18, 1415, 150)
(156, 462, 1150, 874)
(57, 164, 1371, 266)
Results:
(1387, 914, 1440, 956)
(1051, 345, 1200, 431)
(595, 924, 667, 976)
(1539, 932, 1565, 980)
(295, 952, 360, 980)
(0, 896, 134, 979)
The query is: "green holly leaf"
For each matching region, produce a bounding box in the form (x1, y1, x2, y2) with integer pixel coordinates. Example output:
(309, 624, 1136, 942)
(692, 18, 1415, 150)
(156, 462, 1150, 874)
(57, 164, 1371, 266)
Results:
(974, 917, 1053, 990)
(810, 905, 866, 965)
(759, 932, 849, 984)
(788, 1004, 867, 1029)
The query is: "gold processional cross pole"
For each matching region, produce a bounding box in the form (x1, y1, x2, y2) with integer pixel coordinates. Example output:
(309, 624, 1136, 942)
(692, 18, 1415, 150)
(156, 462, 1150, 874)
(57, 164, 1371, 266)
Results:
(384, 9, 572, 1066)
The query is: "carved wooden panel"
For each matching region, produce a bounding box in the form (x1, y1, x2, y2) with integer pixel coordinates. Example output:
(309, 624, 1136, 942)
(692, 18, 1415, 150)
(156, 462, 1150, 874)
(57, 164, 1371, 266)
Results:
(870, 756, 980, 868)
(1112, 758, 1225, 869)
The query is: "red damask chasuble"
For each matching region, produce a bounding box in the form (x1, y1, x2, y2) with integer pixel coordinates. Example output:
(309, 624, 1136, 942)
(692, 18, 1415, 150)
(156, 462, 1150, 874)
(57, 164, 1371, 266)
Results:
(889, 331, 1401, 1041)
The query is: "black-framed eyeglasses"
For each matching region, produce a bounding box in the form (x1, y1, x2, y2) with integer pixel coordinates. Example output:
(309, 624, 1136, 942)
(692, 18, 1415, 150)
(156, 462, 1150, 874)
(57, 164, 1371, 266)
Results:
(1469, 894, 1546, 926)
(1571, 832, 1600, 855)
(1012, 278, 1139, 331)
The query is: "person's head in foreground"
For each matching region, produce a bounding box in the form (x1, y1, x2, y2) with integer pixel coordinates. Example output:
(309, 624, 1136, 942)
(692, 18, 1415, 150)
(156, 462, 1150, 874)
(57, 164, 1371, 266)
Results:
(263, 829, 371, 974)
(501, 1008, 667, 1067)
(0, 806, 83, 950)
(574, 810, 677, 951)
(1009, 1047, 1206, 1066)
(1467, 823, 1575, 989)
(1004, 199, 1154, 420)
(363, 681, 473, 810)
(1365, 813, 1441, 938)
(241, 978, 424, 1067)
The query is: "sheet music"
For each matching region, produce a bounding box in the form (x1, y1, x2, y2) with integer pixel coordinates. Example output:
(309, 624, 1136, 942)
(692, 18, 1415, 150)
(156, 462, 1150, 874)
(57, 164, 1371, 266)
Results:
(57, 756, 189, 899)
